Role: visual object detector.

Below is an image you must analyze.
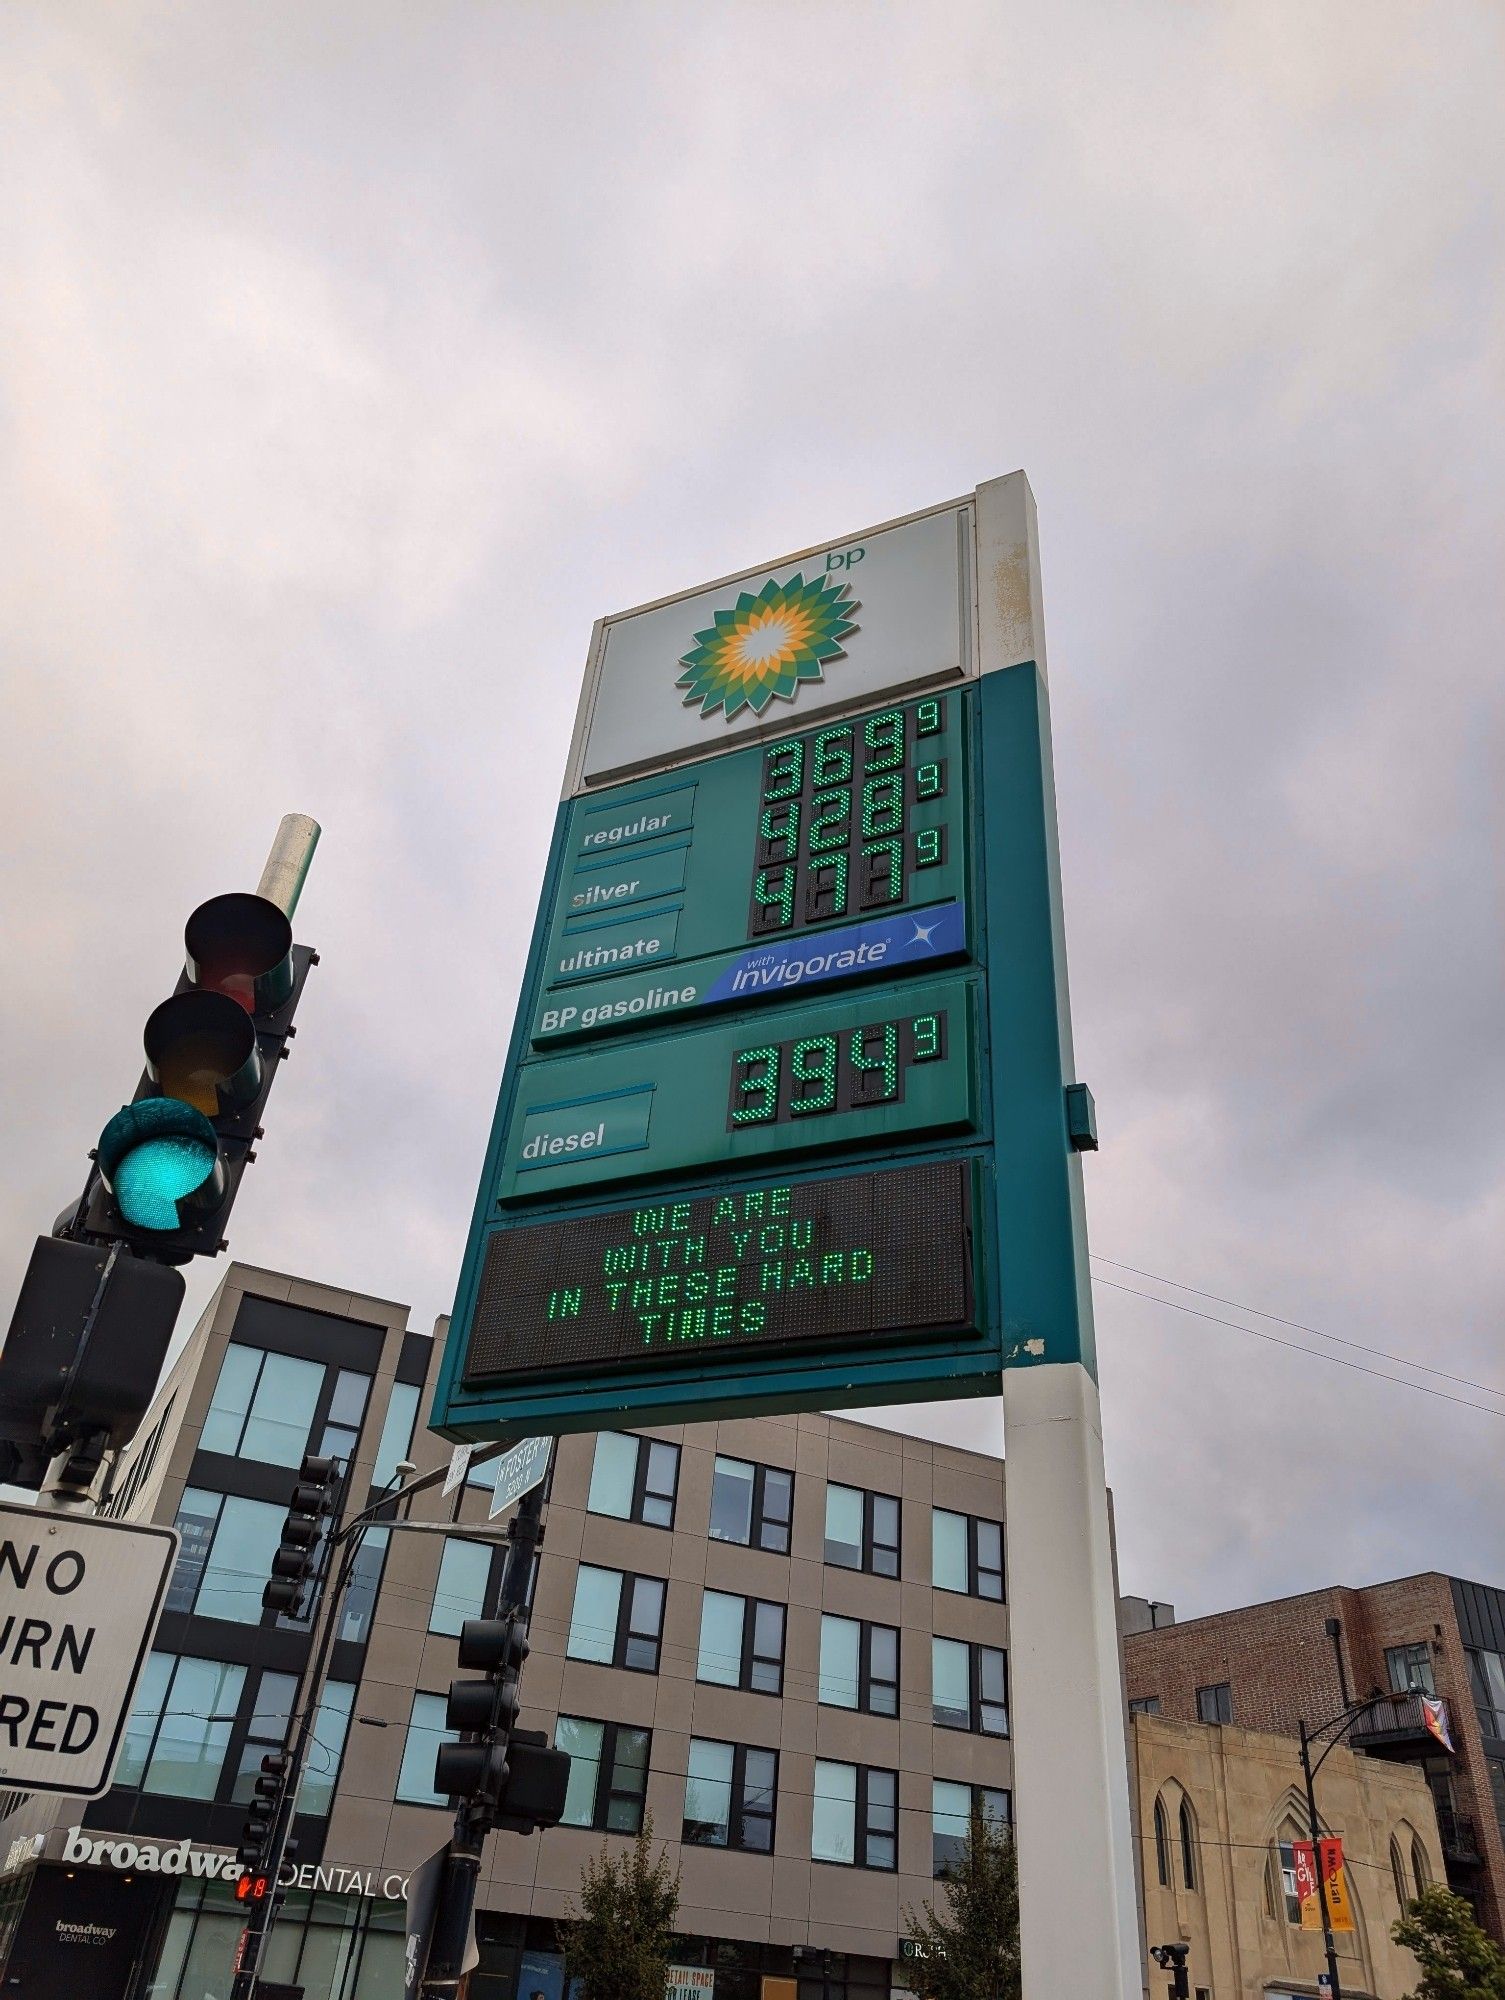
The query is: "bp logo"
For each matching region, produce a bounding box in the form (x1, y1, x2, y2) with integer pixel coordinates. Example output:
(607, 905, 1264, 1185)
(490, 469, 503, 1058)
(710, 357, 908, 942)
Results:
(675, 571, 860, 721)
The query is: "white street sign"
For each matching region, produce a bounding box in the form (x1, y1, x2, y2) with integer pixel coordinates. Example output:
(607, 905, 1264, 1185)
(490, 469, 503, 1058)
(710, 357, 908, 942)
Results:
(487, 1436, 552, 1518)
(442, 1442, 475, 1496)
(0, 1502, 177, 1798)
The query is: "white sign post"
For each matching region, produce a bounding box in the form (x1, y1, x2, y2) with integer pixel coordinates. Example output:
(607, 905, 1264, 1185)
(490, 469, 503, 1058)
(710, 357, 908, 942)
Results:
(0, 1501, 177, 1798)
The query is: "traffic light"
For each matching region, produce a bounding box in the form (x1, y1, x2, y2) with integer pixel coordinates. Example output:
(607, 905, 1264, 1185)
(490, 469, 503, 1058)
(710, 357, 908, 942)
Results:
(492, 1729, 571, 1835)
(1150, 1943, 1190, 1999)
(261, 1455, 340, 1617)
(236, 1753, 290, 1869)
(78, 891, 315, 1264)
(0, 1236, 184, 1488)
(435, 1615, 529, 1805)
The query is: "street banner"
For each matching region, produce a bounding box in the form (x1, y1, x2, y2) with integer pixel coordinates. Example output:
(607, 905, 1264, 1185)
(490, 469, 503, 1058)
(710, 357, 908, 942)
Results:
(1422, 1695, 1455, 1752)
(1294, 1838, 1355, 1932)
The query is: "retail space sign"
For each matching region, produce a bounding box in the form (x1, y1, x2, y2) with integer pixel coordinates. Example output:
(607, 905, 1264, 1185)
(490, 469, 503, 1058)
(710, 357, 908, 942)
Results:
(0, 1503, 177, 1798)
(434, 475, 1099, 1441)
(666, 1968, 716, 2000)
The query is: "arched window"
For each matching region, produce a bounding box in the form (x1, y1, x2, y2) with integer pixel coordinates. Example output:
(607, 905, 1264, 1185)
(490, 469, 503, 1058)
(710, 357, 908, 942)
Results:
(1179, 1796, 1198, 1890)
(1391, 1836, 1409, 1911)
(1412, 1836, 1430, 1898)
(1153, 1795, 1170, 1887)
(1269, 1816, 1304, 1925)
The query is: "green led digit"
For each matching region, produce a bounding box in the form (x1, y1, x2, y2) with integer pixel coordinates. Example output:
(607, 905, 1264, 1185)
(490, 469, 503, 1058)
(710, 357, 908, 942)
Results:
(731, 1047, 780, 1123)
(805, 854, 849, 922)
(862, 709, 904, 771)
(763, 739, 804, 802)
(808, 788, 852, 853)
(915, 827, 943, 868)
(911, 1013, 942, 1061)
(812, 727, 853, 788)
(790, 1035, 838, 1114)
(753, 865, 795, 929)
(914, 760, 945, 800)
(861, 838, 903, 904)
(916, 697, 943, 736)
(759, 800, 800, 860)
(850, 1022, 899, 1103)
(861, 773, 904, 838)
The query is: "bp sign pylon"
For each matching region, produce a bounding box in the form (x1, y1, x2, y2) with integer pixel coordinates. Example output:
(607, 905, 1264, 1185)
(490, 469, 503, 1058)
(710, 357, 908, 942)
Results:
(434, 472, 1141, 1997)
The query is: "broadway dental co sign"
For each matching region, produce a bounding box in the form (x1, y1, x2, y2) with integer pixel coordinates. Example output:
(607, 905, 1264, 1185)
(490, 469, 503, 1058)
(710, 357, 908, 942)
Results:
(39, 1827, 410, 1901)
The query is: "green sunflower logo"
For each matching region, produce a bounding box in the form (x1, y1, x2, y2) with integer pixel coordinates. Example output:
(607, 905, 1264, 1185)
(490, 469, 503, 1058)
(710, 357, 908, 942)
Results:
(676, 572, 860, 720)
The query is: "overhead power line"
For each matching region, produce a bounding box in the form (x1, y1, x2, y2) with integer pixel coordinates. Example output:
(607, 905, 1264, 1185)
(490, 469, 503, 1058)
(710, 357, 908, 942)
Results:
(1091, 1254, 1505, 1402)
(1091, 1275, 1505, 1423)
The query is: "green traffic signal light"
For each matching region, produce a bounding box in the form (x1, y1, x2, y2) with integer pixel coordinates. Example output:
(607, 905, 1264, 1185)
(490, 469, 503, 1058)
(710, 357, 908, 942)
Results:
(97, 1098, 225, 1233)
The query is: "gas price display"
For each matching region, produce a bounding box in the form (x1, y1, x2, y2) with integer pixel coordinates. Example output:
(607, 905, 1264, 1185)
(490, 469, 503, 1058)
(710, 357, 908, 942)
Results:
(530, 689, 968, 1049)
(749, 698, 948, 934)
(463, 1159, 977, 1383)
(728, 1011, 946, 1127)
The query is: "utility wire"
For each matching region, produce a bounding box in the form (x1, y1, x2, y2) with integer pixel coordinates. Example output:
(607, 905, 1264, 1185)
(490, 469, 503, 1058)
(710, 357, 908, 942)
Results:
(1091, 1254, 1505, 1401)
(1091, 1277, 1505, 1422)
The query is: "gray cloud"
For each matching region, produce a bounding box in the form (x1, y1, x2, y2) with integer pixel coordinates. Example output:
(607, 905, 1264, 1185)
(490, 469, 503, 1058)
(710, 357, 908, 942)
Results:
(2, 1, 1502, 1617)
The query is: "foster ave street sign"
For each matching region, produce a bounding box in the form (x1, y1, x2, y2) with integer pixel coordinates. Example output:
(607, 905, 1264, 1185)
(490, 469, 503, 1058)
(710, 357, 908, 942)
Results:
(0, 1501, 177, 1798)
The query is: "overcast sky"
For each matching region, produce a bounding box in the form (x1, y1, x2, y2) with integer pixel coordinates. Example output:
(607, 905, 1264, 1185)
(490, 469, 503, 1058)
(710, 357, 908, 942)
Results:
(2, 3, 1501, 1618)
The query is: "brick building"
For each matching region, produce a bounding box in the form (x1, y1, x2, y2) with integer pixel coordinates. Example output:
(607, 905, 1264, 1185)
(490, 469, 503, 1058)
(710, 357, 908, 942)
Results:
(1125, 1574, 1505, 1943)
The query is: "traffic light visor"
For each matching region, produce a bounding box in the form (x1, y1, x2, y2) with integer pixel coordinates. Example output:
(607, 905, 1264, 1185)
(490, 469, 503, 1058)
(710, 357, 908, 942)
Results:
(98, 1099, 225, 1233)
(144, 990, 261, 1116)
(185, 893, 294, 1014)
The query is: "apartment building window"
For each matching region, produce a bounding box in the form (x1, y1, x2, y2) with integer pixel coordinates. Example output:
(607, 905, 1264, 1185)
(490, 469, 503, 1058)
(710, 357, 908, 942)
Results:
(318, 1367, 371, 1460)
(588, 1432, 681, 1528)
(1385, 1642, 1436, 1695)
(812, 1761, 898, 1869)
(371, 1380, 421, 1490)
(430, 1538, 495, 1637)
(697, 1591, 785, 1694)
(1129, 1696, 1161, 1717)
(167, 1488, 286, 1623)
(567, 1565, 665, 1672)
(1196, 1681, 1233, 1724)
(819, 1616, 898, 1716)
(339, 1527, 390, 1644)
(557, 1717, 651, 1833)
(931, 1509, 1004, 1599)
(1467, 1648, 1505, 1737)
(932, 1638, 1008, 1735)
(229, 1670, 299, 1802)
(1489, 1757, 1505, 1843)
(683, 1740, 778, 1852)
(397, 1693, 455, 1806)
(117, 1655, 246, 1798)
(931, 1780, 1011, 1875)
(710, 1455, 794, 1553)
(201, 1344, 325, 1467)
(825, 1483, 900, 1576)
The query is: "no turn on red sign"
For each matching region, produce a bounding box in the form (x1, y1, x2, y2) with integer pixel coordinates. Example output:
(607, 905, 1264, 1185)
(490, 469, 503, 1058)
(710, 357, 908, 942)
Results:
(0, 1501, 177, 1798)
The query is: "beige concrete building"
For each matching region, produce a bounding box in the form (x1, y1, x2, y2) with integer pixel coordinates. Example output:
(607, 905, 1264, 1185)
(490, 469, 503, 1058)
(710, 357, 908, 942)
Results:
(0, 1262, 1019, 2000)
(1134, 1713, 1439, 2000)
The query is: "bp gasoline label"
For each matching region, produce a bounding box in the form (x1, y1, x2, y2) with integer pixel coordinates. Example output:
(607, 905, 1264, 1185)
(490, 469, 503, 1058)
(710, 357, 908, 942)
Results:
(0, 1503, 178, 1798)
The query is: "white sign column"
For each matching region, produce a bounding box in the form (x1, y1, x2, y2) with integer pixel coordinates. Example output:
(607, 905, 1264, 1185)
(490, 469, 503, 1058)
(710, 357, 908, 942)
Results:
(976, 472, 1143, 1998)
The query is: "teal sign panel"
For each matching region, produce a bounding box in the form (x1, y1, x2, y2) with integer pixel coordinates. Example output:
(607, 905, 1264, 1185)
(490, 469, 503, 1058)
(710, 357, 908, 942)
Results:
(434, 664, 1090, 1443)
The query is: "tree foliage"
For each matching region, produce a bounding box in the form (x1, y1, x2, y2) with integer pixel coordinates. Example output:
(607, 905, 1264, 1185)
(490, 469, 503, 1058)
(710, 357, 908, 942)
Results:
(1394, 1886, 1505, 2000)
(903, 1805, 1021, 2000)
(560, 1816, 682, 2000)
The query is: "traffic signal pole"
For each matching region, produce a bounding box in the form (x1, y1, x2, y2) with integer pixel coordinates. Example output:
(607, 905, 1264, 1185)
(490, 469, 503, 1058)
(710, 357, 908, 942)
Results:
(419, 1478, 548, 2000)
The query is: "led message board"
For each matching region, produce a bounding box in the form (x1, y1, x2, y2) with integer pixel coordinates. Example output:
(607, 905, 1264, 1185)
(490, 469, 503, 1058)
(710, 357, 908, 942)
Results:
(464, 1160, 976, 1384)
